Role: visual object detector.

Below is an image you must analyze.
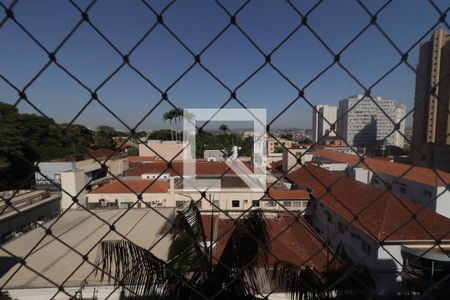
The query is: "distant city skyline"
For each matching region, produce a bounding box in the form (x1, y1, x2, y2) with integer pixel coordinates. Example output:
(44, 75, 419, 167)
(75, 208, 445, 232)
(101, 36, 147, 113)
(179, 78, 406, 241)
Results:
(2, 0, 447, 130)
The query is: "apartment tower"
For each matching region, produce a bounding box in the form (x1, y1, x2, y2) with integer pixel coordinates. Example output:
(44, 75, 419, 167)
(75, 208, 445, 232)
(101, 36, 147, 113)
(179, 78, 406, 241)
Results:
(312, 105, 337, 143)
(337, 95, 406, 148)
(412, 28, 450, 171)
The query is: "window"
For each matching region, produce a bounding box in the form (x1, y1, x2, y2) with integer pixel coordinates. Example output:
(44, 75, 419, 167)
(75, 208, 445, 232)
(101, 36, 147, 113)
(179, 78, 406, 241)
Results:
(424, 190, 432, 197)
(252, 200, 260, 207)
(232, 200, 240, 208)
(292, 201, 303, 208)
(266, 201, 276, 207)
(399, 186, 407, 193)
(283, 201, 292, 207)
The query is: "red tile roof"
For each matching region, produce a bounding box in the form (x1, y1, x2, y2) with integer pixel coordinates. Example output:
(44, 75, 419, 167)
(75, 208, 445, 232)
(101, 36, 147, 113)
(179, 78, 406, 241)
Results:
(203, 215, 339, 272)
(262, 187, 310, 200)
(127, 156, 156, 163)
(313, 150, 450, 187)
(126, 161, 253, 177)
(90, 180, 168, 194)
(288, 165, 450, 241)
(270, 160, 283, 171)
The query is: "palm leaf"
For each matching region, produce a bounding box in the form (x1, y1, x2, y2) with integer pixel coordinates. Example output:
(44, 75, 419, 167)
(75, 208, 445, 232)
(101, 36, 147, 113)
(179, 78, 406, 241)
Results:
(95, 240, 176, 299)
(168, 201, 209, 277)
(272, 262, 325, 300)
(213, 209, 271, 296)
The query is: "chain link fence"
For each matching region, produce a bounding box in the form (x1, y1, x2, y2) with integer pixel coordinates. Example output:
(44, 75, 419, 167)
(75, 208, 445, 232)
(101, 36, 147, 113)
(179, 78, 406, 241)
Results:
(1, 0, 450, 299)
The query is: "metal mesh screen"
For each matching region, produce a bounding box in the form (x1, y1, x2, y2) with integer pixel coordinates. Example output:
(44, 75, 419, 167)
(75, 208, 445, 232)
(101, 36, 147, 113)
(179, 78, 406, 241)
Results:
(1, 0, 450, 299)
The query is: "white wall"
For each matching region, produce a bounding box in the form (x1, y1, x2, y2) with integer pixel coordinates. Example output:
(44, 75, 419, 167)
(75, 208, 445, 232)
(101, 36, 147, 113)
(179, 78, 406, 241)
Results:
(370, 172, 450, 218)
(306, 199, 404, 296)
(86, 192, 170, 208)
(375, 245, 403, 295)
(349, 167, 372, 184)
(61, 170, 86, 210)
(436, 186, 450, 218)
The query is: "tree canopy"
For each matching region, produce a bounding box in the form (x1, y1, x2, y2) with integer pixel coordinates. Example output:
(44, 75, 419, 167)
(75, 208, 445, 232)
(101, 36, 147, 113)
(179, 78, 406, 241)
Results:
(0, 102, 94, 190)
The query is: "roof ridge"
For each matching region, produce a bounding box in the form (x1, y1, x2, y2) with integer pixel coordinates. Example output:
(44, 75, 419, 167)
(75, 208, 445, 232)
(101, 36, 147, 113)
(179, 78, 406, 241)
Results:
(374, 191, 392, 240)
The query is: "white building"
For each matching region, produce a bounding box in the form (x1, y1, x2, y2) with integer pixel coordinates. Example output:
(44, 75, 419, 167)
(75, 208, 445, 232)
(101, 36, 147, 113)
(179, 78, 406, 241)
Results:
(337, 95, 406, 148)
(312, 150, 450, 219)
(288, 165, 450, 297)
(312, 104, 337, 143)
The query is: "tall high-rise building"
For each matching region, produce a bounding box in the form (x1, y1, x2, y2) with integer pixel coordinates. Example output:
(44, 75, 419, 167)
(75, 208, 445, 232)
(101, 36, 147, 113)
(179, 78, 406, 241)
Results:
(337, 95, 406, 148)
(412, 28, 450, 171)
(312, 105, 337, 143)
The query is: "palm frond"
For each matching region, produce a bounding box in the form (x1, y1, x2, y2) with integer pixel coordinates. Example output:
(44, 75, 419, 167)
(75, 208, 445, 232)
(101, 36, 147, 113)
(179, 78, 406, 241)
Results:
(168, 201, 208, 275)
(272, 262, 325, 300)
(214, 209, 271, 296)
(95, 240, 176, 299)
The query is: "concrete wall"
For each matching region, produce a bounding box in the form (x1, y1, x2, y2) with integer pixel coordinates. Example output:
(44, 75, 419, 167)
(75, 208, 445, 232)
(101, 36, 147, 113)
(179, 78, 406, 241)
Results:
(282, 148, 312, 173)
(61, 170, 87, 210)
(0, 194, 61, 244)
(86, 192, 170, 208)
(139, 141, 186, 161)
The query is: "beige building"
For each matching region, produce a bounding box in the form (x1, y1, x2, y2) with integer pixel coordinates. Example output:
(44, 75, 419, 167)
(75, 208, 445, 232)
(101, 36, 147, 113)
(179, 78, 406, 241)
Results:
(412, 28, 450, 172)
(139, 140, 186, 161)
(266, 137, 292, 154)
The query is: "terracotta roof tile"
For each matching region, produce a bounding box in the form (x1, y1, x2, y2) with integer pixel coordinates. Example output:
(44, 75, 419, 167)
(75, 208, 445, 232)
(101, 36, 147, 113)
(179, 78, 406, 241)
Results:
(89, 180, 168, 194)
(262, 188, 310, 200)
(127, 156, 156, 163)
(288, 165, 450, 241)
(313, 150, 450, 187)
(203, 215, 339, 272)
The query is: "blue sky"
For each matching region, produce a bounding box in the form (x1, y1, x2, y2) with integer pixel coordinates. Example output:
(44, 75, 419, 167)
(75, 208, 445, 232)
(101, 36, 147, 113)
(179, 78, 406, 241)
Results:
(1, 0, 448, 130)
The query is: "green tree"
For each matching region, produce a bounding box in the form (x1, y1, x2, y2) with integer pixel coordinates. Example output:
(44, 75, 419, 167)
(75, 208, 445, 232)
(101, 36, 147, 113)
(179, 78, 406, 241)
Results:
(219, 124, 229, 134)
(126, 146, 139, 156)
(163, 108, 183, 141)
(148, 129, 174, 141)
(94, 126, 116, 149)
(280, 133, 293, 140)
(0, 102, 104, 189)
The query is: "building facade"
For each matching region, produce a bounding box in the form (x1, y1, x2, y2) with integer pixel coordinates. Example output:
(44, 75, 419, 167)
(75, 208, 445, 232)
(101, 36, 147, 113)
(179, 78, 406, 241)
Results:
(312, 104, 337, 143)
(266, 137, 292, 154)
(412, 28, 450, 172)
(337, 95, 406, 148)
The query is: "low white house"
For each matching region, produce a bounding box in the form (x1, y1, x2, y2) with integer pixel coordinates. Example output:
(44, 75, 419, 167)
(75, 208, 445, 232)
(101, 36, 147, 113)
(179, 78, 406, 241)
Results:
(313, 150, 450, 218)
(288, 165, 450, 296)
